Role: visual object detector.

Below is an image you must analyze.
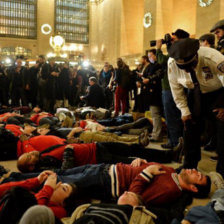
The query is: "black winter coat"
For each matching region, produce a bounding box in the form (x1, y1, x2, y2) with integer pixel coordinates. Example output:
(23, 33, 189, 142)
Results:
(142, 62, 163, 106)
(83, 84, 105, 108)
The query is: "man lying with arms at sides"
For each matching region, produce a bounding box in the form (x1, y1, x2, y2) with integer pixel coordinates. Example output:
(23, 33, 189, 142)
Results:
(17, 137, 180, 172)
(0, 162, 211, 210)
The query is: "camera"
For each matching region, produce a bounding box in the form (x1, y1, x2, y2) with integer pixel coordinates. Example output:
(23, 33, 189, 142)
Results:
(150, 33, 172, 47)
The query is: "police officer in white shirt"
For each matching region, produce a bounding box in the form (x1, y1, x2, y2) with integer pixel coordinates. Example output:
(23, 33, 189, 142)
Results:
(167, 38, 224, 176)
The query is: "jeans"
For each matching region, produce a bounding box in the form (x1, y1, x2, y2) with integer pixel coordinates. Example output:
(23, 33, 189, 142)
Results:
(98, 114, 133, 126)
(56, 164, 112, 199)
(3, 164, 112, 200)
(108, 117, 152, 134)
(162, 90, 183, 147)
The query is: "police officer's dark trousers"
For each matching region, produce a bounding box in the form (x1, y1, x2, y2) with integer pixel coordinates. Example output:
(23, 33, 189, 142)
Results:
(183, 87, 224, 176)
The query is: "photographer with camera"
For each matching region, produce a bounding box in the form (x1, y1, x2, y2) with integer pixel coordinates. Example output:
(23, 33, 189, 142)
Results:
(154, 29, 189, 149)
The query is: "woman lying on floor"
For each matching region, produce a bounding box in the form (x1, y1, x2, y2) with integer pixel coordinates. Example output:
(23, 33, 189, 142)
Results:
(0, 170, 77, 219)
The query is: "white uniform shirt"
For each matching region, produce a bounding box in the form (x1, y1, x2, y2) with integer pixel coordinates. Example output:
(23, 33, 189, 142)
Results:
(168, 47, 224, 117)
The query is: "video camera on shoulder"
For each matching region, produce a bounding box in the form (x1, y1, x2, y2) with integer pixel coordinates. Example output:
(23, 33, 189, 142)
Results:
(150, 33, 172, 47)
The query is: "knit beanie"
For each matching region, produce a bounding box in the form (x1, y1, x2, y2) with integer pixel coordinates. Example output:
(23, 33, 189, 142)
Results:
(19, 205, 55, 224)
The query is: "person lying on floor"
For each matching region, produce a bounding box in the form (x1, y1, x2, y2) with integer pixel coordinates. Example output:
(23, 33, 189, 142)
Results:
(4, 123, 37, 137)
(60, 126, 150, 145)
(17, 141, 180, 172)
(18, 192, 146, 224)
(0, 124, 38, 160)
(0, 163, 211, 208)
(68, 191, 154, 224)
(3, 117, 151, 145)
(77, 117, 152, 135)
(172, 188, 224, 224)
(30, 111, 59, 127)
(0, 170, 77, 219)
(37, 123, 149, 146)
(19, 205, 63, 224)
(0, 111, 33, 125)
(17, 130, 150, 158)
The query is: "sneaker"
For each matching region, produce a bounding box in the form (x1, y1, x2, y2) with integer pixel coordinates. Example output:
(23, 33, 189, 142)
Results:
(210, 156, 218, 162)
(139, 129, 150, 147)
(209, 171, 224, 190)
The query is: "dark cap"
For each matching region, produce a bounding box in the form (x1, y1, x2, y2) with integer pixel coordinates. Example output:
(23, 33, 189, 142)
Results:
(199, 33, 215, 45)
(168, 38, 200, 65)
(210, 19, 224, 32)
(172, 29, 190, 39)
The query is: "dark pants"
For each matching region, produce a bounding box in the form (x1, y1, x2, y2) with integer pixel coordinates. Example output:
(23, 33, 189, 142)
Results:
(107, 117, 152, 134)
(162, 90, 183, 147)
(7, 116, 33, 125)
(0, 88, 8, 106)
(37, 81, 46, 109)
(104, 88, 113, 109)
(39, 117, 59, 127)
(3, 164, 112, 200)
(183, 88, 224, 174)
(44, 98, 55, 114)
(98, 114, 133, 126)
(96, 142, 173, 164)
(57, 164, 111, 199)
(11, 87, 27, 107)
(29, 87, 38, 108)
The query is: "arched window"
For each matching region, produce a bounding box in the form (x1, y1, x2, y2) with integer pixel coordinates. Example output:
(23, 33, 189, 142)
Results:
(55, 0, 89, 44)
(0, 0, 37, 39)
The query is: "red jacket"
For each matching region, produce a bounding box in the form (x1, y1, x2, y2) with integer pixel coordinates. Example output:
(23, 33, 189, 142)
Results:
(111, 162, 182, 205)
(17, 135, 97, 166)
(0, 113, 17, 122)
(17, 135, 66, 156)
(30, 113, 53, 125)
(0, 177, 67, 219)
(5, 124, 23, 137)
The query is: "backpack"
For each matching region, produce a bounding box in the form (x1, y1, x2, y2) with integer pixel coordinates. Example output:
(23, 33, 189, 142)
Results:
(61, 204, 157, 224)
(0, 186, 37, 224)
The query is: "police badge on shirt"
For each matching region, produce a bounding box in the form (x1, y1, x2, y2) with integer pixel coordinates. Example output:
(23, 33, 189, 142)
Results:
(202, 66, 213, 81)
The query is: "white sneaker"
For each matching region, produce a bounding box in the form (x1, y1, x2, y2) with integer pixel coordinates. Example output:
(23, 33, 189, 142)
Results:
(209, 171, 224, 190)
